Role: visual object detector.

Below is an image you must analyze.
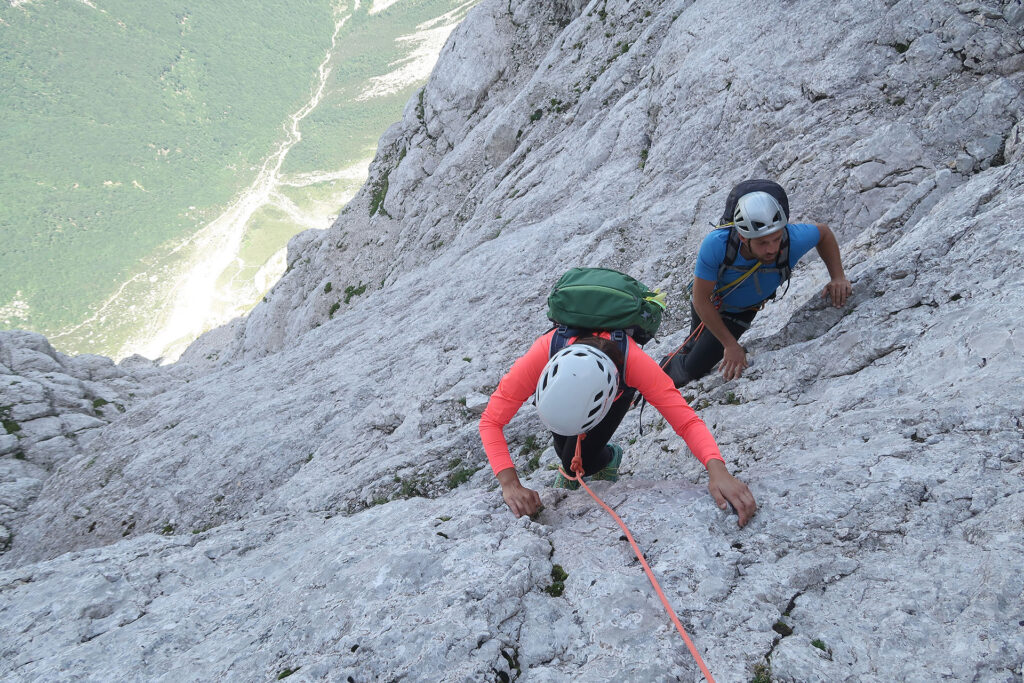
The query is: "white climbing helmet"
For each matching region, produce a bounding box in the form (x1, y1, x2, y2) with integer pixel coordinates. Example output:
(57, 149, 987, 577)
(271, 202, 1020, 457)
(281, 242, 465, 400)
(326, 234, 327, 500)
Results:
(534, 344, 619, 436)
(733, 191, 788, 239)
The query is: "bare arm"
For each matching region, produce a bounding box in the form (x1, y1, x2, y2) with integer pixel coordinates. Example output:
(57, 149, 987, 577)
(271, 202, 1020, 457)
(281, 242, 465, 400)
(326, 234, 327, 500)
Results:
(497, 468, 542, 518)
(691, 276, 748, 380)
(814, 223, 852, 307)
(706, 459, 756, 527)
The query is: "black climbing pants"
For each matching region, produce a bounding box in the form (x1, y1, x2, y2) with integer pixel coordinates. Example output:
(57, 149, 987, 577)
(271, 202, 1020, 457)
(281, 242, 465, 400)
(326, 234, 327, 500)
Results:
(552, 387, 636, 476)
(663, 304, 758, 387)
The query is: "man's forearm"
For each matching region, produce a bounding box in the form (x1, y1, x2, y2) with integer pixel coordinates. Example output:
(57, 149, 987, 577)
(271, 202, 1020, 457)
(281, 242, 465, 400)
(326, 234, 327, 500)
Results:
(693, 296, 740, 350)
(815, 223, 847, 280)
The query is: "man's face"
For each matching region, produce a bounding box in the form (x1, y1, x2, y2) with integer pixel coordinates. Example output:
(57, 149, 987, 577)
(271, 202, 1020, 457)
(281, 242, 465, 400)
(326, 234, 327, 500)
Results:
(742, 231, 784, 263)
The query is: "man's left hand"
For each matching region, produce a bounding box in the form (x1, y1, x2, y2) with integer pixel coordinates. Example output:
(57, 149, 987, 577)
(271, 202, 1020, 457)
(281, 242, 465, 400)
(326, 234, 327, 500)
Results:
(822, 277, 852, 307)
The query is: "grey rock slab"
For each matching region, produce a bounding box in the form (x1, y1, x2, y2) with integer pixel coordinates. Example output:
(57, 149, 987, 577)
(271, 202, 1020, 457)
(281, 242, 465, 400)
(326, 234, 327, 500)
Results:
(0, 331, 178, 546)
(16, 436, 79, 471)
(0, 458, 45, 510)
(0, 434, 20, 456)
(6, 347, 64, 375)
(8, 400, 54, 423)
(2, 0, 1024, 681)
(15, 416, 64, 446)
(1, 496, 577, 681)
(464, 391, 490, 415)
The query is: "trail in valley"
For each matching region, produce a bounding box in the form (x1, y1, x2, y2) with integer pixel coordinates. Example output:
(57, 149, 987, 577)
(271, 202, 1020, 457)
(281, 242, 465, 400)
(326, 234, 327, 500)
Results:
(53, 9, 353, 362)
(51, 0, 467, 362)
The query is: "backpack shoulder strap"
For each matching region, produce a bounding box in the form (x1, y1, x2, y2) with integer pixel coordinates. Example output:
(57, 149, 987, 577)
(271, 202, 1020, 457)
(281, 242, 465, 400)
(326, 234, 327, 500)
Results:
(549, 327, 630, 393)
(717, 227, 742, 283)
(610, 328, 629, 377)
(549, 326, 575, 357)
(769, 226, 793, 301)
(609, 330, 630, 393)
(777, 227, 792, 283)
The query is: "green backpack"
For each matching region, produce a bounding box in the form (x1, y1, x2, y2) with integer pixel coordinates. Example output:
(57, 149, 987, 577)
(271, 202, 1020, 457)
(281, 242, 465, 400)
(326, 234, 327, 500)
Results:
(546, 267, 666, 346)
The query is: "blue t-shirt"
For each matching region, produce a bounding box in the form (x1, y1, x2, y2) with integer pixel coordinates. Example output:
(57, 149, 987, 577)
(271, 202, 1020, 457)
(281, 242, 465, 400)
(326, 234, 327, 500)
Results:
(693, 223, 821, 312)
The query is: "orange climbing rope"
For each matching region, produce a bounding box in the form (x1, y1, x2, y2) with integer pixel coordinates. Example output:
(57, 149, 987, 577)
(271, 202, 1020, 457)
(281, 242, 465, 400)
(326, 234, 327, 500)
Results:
(658, 261, 765, 373)
(658, 320, 707, 372)
(561, 435, 716, 683)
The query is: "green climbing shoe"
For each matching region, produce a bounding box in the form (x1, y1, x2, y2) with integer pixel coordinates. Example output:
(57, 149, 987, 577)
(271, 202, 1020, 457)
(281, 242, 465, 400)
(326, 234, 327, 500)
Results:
(551, 471, 580, 490)
(589, 443, 623, 482)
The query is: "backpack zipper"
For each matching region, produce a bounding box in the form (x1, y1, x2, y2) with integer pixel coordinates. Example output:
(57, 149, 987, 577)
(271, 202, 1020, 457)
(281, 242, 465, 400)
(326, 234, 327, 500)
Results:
(556, 284, 640, 302)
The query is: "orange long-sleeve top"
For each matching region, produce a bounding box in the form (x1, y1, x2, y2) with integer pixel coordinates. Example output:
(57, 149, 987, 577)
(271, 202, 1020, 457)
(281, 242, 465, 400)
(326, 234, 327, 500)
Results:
(478, 330, 725, 475)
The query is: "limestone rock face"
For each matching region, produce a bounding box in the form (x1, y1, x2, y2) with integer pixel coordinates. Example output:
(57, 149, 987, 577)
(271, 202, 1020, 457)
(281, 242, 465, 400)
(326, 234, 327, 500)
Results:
(3, 1, 1024, 681)
(0, 331, 179, 552)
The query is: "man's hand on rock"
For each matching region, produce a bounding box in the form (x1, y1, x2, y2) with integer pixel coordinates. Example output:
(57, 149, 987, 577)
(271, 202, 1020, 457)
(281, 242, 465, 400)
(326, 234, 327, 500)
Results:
(822, 277, 852, 307)
(719, 342, 748, 381)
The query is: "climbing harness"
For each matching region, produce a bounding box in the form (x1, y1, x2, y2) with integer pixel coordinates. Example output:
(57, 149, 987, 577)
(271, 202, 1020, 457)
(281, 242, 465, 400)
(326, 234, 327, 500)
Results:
(558, 435, 717, 682)
(627, 262, 764, 417)
(659, 260, 764, 375)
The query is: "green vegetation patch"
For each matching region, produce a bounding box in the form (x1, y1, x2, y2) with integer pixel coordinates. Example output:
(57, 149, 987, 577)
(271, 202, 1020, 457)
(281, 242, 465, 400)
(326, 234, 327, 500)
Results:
(751, 661, 772, 683)
(545, 564, 568, 597)
(0, 405, 21, 434)
(518, 434, 546, 472)
(343, 282, 367, 304)
(447, 464, 482, 489)
(1, 0, 479, 357)
(369, 172, 391, 217)
(0, 0, 338, 342)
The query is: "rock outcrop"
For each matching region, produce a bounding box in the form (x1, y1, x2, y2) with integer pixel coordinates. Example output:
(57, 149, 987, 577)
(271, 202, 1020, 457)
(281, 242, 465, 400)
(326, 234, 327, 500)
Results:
(0, 331, 177, 553)
(2, 0, 1022, 681)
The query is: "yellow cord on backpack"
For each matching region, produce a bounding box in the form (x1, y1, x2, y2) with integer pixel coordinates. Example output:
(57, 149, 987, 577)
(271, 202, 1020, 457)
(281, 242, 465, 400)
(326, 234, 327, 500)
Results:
(645, 289, 668, 310)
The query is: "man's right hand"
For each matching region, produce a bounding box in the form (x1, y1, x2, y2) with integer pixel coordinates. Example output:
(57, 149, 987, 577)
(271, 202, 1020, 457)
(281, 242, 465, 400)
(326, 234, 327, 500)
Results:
(497, 468, 542, 517)
(719, 342, 748, 381)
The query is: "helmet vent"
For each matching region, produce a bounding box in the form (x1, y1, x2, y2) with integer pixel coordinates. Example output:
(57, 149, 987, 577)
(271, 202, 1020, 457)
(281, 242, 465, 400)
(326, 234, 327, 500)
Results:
(534, 343, 620, 436)
(733, 191, 787, 239)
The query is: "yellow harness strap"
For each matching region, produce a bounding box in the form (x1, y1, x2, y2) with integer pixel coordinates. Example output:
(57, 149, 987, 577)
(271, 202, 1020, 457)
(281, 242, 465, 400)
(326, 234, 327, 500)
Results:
(713, 261, 762, 297)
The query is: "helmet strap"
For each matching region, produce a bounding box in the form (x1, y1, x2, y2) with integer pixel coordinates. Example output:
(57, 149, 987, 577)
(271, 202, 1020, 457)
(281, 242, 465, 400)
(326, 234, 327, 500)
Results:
(737, 237, 753, 260)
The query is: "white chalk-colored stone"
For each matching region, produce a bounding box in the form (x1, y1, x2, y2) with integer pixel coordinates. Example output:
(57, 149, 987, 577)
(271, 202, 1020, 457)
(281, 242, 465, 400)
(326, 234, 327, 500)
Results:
(1, 1, 1022, 681)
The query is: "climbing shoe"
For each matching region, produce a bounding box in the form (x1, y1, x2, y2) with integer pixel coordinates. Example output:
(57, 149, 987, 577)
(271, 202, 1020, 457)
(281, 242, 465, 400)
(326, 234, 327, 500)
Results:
(551, 471, 580, 490)
(589, 443, 623, 482)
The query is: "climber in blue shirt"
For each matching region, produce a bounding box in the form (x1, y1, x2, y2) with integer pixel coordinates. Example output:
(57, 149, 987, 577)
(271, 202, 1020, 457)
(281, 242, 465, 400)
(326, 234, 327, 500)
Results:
(664, 183, 852, 386)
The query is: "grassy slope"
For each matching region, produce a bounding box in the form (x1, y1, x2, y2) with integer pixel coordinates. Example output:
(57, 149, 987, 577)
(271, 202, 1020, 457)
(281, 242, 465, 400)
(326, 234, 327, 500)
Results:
(0, 0, 478, 358)
(282, 0, 472, 177)
(0, 0, 336, 332)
